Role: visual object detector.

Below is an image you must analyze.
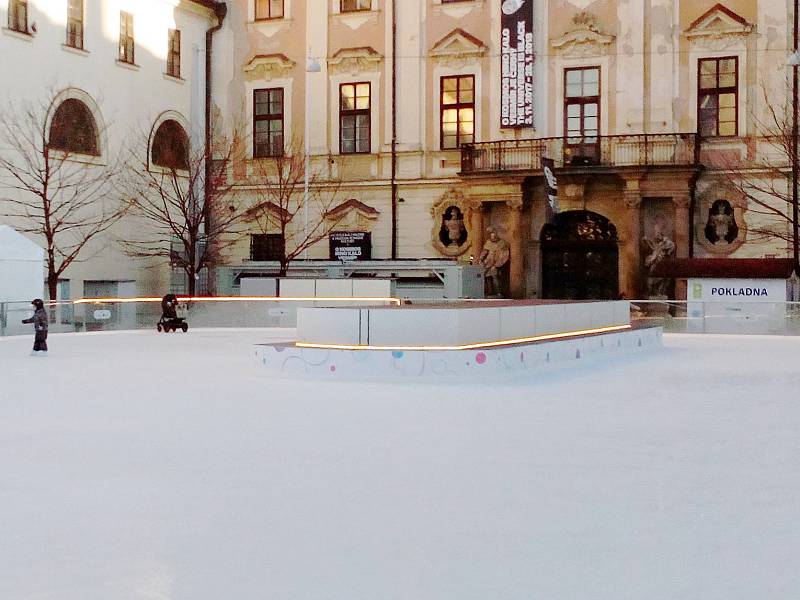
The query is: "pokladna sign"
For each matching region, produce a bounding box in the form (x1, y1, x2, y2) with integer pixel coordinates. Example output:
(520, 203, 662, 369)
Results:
(501, 0, 534, 128)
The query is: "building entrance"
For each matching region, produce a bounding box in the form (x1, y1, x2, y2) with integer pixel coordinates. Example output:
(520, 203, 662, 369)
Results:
(541, 211, 619, 300)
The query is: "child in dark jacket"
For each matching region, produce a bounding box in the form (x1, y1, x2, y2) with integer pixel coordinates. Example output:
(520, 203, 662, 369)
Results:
(22, 298, 48, 356)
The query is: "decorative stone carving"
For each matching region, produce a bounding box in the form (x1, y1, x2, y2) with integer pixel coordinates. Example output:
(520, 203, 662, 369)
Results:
(684, 5, 753, 50)
(551, 11, 615, 58)
(642, 218, 676, 298)
(324, 199, 380, 232)
(327, 47, 383, 76)
(475, 227, 511, 298)
(430, 188, 472, 257)
(694, 184, 747, 255)
(243, 54, 295, 82)
(429, 28, 486, 68)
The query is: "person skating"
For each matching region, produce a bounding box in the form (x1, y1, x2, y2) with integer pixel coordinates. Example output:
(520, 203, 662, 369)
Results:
(21, 298, 48, 356)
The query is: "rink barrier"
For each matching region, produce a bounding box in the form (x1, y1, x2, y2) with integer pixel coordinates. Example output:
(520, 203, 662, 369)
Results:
(255, 325, 663, 380)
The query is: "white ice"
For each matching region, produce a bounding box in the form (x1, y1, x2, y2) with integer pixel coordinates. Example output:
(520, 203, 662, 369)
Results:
(1, 329, 799, 600)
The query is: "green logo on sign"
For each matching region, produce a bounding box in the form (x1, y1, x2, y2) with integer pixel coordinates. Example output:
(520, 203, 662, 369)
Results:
(692, 283, 703, 299)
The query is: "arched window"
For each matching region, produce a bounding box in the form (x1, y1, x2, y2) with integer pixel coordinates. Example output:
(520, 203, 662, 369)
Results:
(48, 99, 99, 155)
(151, 120, 190, 170)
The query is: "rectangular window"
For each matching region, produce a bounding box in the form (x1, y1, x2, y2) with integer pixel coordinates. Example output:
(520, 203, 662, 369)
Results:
(255, 0, 283, 20)
(563, 66, 600, 164)
(698, 57, 738, 137)
(440, 75, 474, 150)
(254, 88, 284, 158)
(341, 0, 370, 12)
(119, 11, 134, 64)
(8, 0, 28, 33)
(250, 234, 285, 261)
(167, 29, 181, 78)
(66, 0, 83, 48)
(340, 82, 371, 154)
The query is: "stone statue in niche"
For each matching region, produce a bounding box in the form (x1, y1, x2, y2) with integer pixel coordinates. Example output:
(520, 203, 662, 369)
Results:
(439, 206, 468, 249)
(642, 220, 676, 298)
(704, 199, 739, 245)
(475, 227, 511, 298)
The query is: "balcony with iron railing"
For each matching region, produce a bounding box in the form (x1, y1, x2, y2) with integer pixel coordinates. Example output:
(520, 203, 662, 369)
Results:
(460, 133, 700, 174)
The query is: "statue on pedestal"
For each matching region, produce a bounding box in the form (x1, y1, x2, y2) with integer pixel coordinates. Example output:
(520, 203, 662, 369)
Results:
(475, 227, 510, 298)
(439, 206, 467, 248)
(642, 226, 675, 298)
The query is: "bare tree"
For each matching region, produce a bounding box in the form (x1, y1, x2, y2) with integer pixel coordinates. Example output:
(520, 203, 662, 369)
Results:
(243, 137, 346, 277)
(118, 118, 243, 295)
(717, 81, 796, 246)
(0, 94, 127, 302)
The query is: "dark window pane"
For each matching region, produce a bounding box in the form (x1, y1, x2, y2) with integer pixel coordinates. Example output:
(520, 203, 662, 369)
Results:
(48, 99, 99, 155)
(152, 120, 190, 170)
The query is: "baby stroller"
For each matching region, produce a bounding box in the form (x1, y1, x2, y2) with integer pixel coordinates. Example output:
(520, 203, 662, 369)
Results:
(157, 293, 188, 333)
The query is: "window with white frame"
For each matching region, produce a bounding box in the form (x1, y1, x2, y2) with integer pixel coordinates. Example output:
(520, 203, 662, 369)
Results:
(698, 56, 738, 137)
(8, 0, 29, 33)
(255, 0, 283, 20)
(254, 88, 284, 158)
(341, 0, 370, 12)
(339, 82, 371, 154)
(440, 75, 474, 150)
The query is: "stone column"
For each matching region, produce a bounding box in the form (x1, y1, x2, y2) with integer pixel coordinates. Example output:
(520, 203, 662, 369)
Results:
(469, 201, 484, 263)
(506, 198, 524, 299)
(672, 194, 691, 301)
(621, 193, 642, 299)
(672, 194, 691, 258)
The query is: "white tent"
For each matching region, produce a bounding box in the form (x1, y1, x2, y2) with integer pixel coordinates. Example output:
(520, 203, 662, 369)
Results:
(0, 226, 44, 303)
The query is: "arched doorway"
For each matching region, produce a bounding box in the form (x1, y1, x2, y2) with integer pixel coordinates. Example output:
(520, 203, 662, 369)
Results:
(541, 211, 619, 299)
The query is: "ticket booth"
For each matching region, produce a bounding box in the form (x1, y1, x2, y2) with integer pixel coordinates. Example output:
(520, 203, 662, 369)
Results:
(653, 259, 797, 334)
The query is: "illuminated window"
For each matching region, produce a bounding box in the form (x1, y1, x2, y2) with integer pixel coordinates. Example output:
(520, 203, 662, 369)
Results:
(119, 11, 134, 64)
(66, 0, 84, 48)
(254, 89, 284, 158)
(255, 0, 283, 20)
(48, 99, 99, 156)
(8, 0, 28, 33)
(340, 83, 371, 154)
(151, 120, 189, 170)
(341, 0, 370, 11)
(440, 75, 474, 150)
(167, 29, 181, 78)
(698, 57, 738, 137)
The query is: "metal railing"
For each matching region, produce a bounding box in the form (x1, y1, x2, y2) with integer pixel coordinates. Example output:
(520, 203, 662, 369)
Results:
(460, 133, 699, 174)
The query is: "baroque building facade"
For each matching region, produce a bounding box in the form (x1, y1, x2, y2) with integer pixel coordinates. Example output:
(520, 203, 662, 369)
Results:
(0, 0, 795, 301)
(216, 0, 796, 299)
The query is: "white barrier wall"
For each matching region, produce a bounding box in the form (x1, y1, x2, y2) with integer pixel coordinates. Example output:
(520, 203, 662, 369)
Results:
(297, 301, 631, 347)
(245, 278, 396, 298)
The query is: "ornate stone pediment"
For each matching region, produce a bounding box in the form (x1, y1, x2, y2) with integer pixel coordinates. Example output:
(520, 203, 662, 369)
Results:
(551, 12, 615, 58)
(327, 47, 383, 76)
(243, 54, 296, 82)
(324, 199, 380, 231)
(430, 188, 473, 258)
(429, 29, 486, 67)
(684, 4, 753, 49)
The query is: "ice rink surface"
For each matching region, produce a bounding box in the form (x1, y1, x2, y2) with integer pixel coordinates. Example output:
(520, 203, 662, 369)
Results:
(1, 329, 799, 600)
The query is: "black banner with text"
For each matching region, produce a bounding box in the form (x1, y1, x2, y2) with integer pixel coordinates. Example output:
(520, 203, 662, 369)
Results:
(500, 0, 534, 128)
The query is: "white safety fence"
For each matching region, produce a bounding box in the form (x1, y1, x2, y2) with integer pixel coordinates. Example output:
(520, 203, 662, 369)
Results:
(0, 296, 400, 337)
(630, 300, 800, 335)
(4, 299, 800, 337)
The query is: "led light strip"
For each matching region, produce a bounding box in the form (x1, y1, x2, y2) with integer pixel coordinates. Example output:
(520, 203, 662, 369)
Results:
(295, 324, 633, 352)
(73, 296, 401, 306)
